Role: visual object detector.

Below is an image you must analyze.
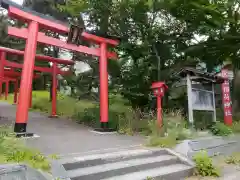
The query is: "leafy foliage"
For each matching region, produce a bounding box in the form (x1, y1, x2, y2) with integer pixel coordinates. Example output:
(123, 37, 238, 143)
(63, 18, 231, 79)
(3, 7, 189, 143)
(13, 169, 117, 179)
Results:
(74, 106, 120, 129)
(210, 122, 233, 136)
(193, 151, 220, 177)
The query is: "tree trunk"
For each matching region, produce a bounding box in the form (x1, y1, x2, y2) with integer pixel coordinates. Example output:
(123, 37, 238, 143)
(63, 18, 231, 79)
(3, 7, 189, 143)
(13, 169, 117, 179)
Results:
(232, 69, 240, 112)
(43, 75, 47, 90)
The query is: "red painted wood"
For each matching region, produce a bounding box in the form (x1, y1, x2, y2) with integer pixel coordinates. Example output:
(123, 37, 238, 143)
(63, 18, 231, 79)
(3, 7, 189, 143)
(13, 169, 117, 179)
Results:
(8, 27, 117, 59)
(51, 63, 57, 116)
(5, 61, 70, 75)
(4, 70, 40, 79)
(0, 52, 6, 99)
(8, 6, 119, 46)
(0, 45, 74, 65)
(99, 43, 108, 123)
(16, 21, 39, 124)
(5, 60, 52, 73)
(157, 96, 162, 128)
(221, 69, 232, 126)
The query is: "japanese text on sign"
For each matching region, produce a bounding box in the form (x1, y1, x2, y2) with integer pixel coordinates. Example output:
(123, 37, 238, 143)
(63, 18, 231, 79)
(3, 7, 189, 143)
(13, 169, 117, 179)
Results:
(221, 69, 232, 125)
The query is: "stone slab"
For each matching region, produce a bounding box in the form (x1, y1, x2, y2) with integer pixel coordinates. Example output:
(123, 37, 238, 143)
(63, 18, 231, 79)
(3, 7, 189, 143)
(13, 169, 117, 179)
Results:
(0, 102, 144, 156)
(174, 136, 240, 159)
(52, 148, 194, 180)
(0, 164, 51, 180)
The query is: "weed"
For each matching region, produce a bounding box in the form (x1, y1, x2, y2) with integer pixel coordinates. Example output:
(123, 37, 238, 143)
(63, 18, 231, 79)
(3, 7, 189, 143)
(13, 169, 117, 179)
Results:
(225, 153, 240, 165)
(193, 151, 220, 177)
(147, 135, 177, 148)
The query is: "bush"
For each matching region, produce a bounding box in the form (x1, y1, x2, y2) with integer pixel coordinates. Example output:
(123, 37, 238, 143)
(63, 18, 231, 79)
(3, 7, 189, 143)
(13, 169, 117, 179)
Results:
(146, 110, 193, 148)
(74, 106, 122, 129)
(210, 122, 232, 136)
(193, 151, 220, 177)
(74, 106, 151, 134)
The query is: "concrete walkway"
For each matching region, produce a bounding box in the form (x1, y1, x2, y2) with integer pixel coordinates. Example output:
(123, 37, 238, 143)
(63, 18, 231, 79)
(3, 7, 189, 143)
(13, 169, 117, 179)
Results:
(0, 102, 144, 156)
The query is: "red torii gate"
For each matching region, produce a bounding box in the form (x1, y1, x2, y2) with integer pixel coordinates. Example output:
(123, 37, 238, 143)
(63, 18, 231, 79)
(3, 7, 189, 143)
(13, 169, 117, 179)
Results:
(1, 68, 41, 103)
(0, 47, 74, 112)
(1, 1, 119, 135)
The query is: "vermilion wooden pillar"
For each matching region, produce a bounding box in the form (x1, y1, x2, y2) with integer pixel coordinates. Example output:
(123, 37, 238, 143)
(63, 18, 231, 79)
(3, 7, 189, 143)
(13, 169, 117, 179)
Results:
(0, 52, 6, 99)
(15, 21, 39, 134)
(157, 96, 162, 127)
(5, 80, 9, 100)
(0, 83, 2, 99)
(50, 62, 58, 118)
(13, 80, 18, 104)
(151, 82, 168, 128)
(99, 42, 109, 130)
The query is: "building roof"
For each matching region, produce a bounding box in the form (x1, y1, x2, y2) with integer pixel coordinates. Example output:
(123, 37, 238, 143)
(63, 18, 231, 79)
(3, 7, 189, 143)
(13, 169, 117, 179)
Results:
(172, 67, 224, 84)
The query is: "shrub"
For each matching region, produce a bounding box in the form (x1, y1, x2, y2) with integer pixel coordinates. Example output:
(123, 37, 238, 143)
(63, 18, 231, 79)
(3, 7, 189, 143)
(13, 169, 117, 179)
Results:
(74, 106, 151, 134)
(146, 109, 193, 148)
(74, 106, 122, 130)
(210, 122, 232, 136)
(118, 114, 134, 136)
(193, 151, 220, 177)
(148, 120, 164, 136)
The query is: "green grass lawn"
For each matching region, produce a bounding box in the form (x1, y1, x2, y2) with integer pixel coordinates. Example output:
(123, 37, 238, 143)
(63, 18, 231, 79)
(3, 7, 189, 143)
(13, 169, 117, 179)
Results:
(1, 90, 130, 118)
(31, 91, 96, 117)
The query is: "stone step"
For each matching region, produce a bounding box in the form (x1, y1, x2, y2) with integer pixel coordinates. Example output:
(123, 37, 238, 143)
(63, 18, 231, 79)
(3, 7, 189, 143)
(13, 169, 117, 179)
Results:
(52, 148, 194, 180)
(63, 149, 169, 171)
(189, 137, 237, 151)
(69, 155, 179, 179)
(101, 164, 193, 180)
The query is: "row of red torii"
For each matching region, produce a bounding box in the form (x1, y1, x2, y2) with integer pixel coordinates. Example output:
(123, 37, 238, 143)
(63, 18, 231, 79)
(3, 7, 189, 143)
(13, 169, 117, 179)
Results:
(0, 1, 119, 135)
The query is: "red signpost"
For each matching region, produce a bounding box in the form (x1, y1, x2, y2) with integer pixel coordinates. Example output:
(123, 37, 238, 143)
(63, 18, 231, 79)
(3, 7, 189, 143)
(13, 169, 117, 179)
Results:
(151, 82, 168, 128)
(221, 69, 232, 126)
(0, 0, 119, 135)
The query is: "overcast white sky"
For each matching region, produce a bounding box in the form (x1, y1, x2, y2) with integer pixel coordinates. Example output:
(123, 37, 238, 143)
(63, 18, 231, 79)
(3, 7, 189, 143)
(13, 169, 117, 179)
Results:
(12, 0, 23, 5)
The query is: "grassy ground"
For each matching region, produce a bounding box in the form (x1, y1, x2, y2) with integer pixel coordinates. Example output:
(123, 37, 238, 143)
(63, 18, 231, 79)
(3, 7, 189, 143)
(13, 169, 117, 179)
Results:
(0, 126, 53, 171)
(2, 91, 130, 117)
(2, 90, 132, 119)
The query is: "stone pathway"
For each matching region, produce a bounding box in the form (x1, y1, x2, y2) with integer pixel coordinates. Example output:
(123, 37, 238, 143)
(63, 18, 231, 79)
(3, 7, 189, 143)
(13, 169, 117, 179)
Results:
(0, 102, 144, 156)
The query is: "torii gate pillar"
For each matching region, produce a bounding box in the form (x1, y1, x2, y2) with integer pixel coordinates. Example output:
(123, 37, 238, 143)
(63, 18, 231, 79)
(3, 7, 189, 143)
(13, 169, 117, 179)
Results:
(14, 21, 39, 134)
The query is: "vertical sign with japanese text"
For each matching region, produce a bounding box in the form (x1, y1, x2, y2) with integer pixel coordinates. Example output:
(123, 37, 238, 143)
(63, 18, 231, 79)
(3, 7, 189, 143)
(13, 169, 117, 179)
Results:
(221, 69, 232, 126)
